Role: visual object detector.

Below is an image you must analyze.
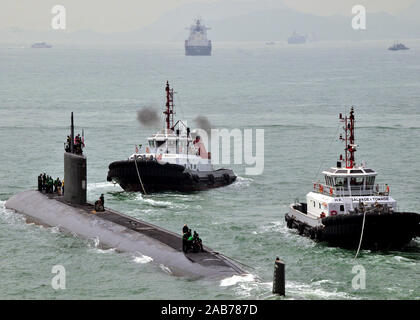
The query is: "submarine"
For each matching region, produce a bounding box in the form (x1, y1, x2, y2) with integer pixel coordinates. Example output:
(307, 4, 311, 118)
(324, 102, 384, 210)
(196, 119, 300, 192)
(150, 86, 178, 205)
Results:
(5, 113, 247, 280)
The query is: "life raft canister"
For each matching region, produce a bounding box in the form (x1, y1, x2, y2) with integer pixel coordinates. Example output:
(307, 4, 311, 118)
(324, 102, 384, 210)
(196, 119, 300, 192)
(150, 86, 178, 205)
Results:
(330, 210, 338, 216)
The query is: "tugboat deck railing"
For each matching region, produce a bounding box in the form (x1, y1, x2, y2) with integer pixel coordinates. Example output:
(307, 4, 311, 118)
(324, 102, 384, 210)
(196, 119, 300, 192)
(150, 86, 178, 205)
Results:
(312, 182, 390, 197)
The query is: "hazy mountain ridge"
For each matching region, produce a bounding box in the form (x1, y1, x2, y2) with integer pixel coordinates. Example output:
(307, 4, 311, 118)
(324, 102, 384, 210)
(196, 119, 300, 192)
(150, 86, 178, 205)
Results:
(1, 0, 420, 44)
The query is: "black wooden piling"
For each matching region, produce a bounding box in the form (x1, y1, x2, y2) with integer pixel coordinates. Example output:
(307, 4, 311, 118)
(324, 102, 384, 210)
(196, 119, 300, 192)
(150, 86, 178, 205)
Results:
(272, 257, 285, 296)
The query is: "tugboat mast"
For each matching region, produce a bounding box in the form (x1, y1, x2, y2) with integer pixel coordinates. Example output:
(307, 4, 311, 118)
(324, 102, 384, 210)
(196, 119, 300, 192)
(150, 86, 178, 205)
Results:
(340, 107, 356, 169)
(164, 81, 174, 131)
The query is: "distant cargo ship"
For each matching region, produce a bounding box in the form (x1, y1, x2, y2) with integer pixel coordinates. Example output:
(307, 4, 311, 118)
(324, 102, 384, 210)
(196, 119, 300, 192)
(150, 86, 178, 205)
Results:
(388, 43, 409, 51)
(185, 19, 211, 56)
(288, 32, 306, 44)
(31, 42, 52, 49)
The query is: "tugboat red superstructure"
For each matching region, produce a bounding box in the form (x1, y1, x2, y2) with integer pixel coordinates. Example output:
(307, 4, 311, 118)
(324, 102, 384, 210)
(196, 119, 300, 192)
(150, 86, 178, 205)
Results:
(107, 82, 236, 193)
(285, 107, 420, 250)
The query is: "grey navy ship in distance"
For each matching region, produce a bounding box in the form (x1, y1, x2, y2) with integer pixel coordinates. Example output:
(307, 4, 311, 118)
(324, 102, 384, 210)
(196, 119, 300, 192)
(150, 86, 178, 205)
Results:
(288, 31, 306, 44)
(388, 42, 409, 51)
(31, 42, 52, 48)
(185, 19, 212, 56)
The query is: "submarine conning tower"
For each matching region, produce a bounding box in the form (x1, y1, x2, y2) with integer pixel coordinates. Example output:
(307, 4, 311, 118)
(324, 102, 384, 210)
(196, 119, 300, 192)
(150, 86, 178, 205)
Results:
(64, 112, 86, 205)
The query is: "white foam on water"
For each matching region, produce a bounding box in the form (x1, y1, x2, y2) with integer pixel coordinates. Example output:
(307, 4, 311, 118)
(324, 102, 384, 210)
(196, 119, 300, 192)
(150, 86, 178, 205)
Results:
(220, 273, 256, 287)
(230, 176, 253, 189)
(87, 236, 100, 248)
(132, 254, 153, 264)
(234, 280, 272, 298)
(159, 264, 172, 275)
(0, 200, 26, 225)
(92, 248, 117, 254)
(135, 194, 173, 207)
(286, 280, 355, 300)
(87, 181, 116, 191)
(393, 256, 416, 265)
(49, 226, 60, 234)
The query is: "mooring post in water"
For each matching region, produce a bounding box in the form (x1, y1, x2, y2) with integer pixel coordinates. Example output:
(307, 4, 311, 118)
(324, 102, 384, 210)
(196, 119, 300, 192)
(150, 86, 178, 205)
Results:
(273, 257, 285, 296)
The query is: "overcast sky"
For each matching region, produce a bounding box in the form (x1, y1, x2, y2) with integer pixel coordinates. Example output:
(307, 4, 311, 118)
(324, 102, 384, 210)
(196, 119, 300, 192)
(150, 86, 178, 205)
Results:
(0, 0, 416, 32)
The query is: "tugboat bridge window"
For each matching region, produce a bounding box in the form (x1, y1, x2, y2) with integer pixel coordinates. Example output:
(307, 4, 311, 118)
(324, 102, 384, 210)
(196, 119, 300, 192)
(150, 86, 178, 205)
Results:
(334, 177, 348, 188)
(366, 176, 376, 188)
(156, 141, 165, 148)
(325, 176, 334, 186)
(350, 177, 364, 186)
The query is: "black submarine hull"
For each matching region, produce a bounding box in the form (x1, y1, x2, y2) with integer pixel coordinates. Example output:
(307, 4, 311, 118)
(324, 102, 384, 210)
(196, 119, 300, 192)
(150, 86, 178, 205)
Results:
(5, 190, 247, 279)
(107, 159, 236, 193)
(285, 209, 420, 250)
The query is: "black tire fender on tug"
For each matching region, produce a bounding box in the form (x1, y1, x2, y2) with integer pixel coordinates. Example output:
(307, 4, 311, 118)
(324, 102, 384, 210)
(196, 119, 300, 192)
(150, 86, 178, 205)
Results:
(208, 174, 215, 184)
(297, 223, 305, 235)
(184, 172, 192, 181)
(223, 173, 230, 183)
(193, 174, 200, 183)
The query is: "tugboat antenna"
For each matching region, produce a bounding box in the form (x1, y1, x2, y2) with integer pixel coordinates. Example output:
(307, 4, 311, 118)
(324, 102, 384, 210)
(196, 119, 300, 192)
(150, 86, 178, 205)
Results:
(164, 81, 174, 130)
(340, 107, 356, 169)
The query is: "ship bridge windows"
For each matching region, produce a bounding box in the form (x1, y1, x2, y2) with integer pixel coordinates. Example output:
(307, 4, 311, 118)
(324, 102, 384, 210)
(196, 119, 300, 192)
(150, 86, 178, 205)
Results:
(350, 177, 364, 186)
(336, 169, 348, 174)
(366, 176, 376, 189)
(334, 177, 348, 189)
(155, 140, 165, 148)
(325, 175, 334, 186)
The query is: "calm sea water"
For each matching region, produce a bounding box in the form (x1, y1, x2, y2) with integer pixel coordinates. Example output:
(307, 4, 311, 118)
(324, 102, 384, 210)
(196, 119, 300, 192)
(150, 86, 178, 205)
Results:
(0, 40, 419, 299)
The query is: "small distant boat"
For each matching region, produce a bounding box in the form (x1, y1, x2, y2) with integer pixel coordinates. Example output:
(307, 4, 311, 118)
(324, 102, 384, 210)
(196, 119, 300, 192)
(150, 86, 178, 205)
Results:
(288, 32, 306, 44)
(388, 43, 409, 51)
(265, 41, 275, 45)
(31, 42, 52, 49)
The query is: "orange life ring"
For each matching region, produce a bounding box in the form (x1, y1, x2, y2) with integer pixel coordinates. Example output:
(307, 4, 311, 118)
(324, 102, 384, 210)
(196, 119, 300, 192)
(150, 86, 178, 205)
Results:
(319, 185, 324, 193)
(330, 210, 338, 216)
(329, 187, 333, 195)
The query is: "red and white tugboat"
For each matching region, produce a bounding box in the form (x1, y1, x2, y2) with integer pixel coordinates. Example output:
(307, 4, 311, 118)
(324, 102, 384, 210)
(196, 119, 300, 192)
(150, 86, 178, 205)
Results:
(107, 82, 236, 193)
(285, 107, 420, 250)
